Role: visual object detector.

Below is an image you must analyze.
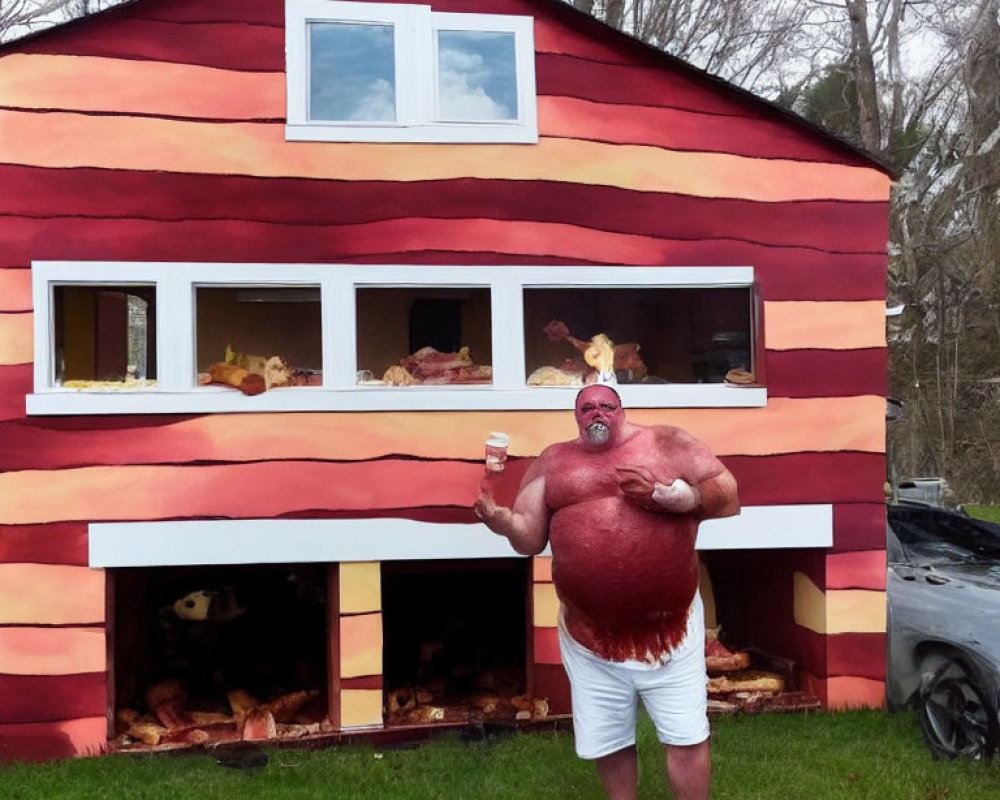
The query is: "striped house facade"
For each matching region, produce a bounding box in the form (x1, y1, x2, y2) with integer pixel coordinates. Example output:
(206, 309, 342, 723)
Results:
(0, 0, 891, 761)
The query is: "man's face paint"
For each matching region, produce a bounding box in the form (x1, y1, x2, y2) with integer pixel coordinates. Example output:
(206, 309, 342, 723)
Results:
(575, 386, 625, 447)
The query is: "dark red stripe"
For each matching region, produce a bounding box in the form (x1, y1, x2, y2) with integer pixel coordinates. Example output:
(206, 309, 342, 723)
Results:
(0, 216, 887, 301)
(0, 719, 104, 762)
(340, 676, 384, 690)
(833, 502, 887, 553)
(531, 663, 571, 715)
(0, 523, 89, 565)
(722, 452, 886, 505)
(0, 168, 891, 254)
(280, 506, 489, 525)
(17, 16, 283, 71)
(0, 364, 30, 422)
(797, 630, 886, 681)
(766, 349, 888, 398)
(132, 0, 282, 27)
(342, 251, 594, 266)
(0, 673, 107, 725)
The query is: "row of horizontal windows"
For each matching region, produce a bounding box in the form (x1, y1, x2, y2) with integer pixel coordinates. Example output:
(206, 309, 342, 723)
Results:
(49, 283, 755, 392)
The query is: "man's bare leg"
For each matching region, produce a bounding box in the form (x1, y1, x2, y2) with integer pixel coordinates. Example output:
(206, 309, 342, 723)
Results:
(595, 745, 639, 800)
(665, 740, 711, 800)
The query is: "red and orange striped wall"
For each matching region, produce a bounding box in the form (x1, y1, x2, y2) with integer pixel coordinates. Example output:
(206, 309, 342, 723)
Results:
(0, 0, 891, 760)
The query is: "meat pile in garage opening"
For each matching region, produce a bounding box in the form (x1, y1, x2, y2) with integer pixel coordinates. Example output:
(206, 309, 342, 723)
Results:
(384, 664, 549, 728)
(704, 627, 820, 714)
(113, 679, 332, 750)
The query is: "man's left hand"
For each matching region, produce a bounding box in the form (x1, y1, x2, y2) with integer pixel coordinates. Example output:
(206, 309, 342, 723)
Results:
(651, 478, 700, 513)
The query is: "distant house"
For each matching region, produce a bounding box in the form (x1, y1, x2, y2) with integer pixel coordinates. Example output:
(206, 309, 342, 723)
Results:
(0, 0, 892, 761)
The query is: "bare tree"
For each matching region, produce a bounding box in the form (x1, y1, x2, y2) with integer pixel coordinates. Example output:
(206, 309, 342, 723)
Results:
(572, 0, 999, 500)
(1, 0, 123, 42)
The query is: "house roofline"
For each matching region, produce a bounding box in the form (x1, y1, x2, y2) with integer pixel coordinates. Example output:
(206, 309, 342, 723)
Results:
(535, 0, 898, 179)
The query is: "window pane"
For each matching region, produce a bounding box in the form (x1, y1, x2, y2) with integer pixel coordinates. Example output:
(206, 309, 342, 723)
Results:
(523, 288, 753, 386)
(437, 30, 517, 121)
(309, 22, 396, 122)
(196, 287, 322, 390)
(53, 285, 157, 387)
(356, 288, 492, 385)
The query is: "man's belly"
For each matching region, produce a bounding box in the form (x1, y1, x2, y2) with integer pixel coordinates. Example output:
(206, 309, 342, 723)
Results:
(549, 496, 699, 626)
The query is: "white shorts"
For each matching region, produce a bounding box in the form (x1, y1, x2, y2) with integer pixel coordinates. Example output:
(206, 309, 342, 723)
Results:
(557, 593, 709, 760)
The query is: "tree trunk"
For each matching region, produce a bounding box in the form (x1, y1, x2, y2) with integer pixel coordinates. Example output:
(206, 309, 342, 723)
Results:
(844, 0, 882, 153)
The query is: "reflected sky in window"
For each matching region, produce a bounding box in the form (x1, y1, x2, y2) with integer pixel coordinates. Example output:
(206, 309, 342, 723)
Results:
(437, 31, 517, 121)
(309, 22, 396, 122)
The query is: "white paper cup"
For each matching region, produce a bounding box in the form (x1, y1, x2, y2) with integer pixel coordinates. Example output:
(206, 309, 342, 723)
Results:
(485, 431, 510, 473)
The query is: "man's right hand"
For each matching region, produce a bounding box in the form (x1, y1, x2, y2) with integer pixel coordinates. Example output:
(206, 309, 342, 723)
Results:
(472, 473, 550, 556)
(474, 491, 500, 527)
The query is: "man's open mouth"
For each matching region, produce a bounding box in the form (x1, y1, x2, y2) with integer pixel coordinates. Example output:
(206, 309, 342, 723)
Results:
(585, 421, 610, 445)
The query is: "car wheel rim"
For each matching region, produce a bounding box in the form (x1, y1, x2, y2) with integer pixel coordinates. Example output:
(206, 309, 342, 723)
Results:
(923, 677, 991, 758)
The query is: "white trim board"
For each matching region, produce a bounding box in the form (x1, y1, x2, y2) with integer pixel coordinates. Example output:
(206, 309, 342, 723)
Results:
(88, 505, 833, 567)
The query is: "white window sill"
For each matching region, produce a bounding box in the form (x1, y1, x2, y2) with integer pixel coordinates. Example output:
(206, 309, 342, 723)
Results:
(285, 122, 539, 144)
(26, 384, 766, 415)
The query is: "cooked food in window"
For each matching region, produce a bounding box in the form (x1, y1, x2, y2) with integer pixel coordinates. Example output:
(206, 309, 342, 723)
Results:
(372, 346, 492, 386)
(61, 377, 157, 391)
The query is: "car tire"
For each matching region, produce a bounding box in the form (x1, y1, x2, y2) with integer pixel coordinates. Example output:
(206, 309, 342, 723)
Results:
(918, 657, 998, 761)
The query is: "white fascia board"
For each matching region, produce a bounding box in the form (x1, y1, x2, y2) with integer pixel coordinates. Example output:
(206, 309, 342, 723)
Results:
(88, 504, 833, 568)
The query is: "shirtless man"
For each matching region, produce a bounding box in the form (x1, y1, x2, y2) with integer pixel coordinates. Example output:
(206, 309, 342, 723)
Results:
(474, 384, 738, 800)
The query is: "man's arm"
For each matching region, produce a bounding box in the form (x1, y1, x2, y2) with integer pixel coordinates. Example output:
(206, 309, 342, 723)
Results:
(618, 465, 738, 518)
(474, 471, 550, 556)
(616, 427, 739, 519)
(691, 467, 739, 519)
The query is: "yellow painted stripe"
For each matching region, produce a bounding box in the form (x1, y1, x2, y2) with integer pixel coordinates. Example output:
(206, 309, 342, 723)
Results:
(533, 583, 560, 627)
(14, 396, 882, 462)
(339, 562, 381, 614)
(0, 53, 284, 119)
(339, 612, 383, 678)
(0, 564, 105, 625)
(0, 110, 890, 202)
(0, 626, 105, 675)
(0, 312, 32, 365)
(765, 301, 886, 350)
(0, 270, 31, 312)
(339, 689, 383, 728)
(793, 572, 886, 635)
(0, 400, 886, 525)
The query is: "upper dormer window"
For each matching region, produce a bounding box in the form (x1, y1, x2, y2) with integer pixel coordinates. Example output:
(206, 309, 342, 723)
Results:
(285, 0, 538, 143)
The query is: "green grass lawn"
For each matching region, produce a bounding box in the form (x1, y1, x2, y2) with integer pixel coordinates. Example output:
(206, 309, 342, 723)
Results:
(964, 505, 1000, 524)
(1, 710, 996, 800)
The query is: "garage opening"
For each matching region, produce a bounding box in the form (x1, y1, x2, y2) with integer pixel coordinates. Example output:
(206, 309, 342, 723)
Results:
(380, 558, 536, 725)
(110, 563, 329, 749)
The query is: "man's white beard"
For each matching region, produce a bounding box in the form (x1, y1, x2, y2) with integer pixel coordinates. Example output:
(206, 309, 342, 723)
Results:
(585, 421, 610, 446)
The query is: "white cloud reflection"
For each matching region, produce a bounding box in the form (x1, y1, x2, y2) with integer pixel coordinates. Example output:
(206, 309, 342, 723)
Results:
(437, 31, 517, 121)
(308, 23, 519, 124)
(309, 22, 396, 122)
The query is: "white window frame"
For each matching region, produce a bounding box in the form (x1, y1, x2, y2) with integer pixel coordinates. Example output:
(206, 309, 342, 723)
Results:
(27, 262, 766, 415)
(285, 0, 538, 144)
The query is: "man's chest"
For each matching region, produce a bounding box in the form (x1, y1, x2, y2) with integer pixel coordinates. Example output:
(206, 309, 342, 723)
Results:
(544, 437, 681, 511)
